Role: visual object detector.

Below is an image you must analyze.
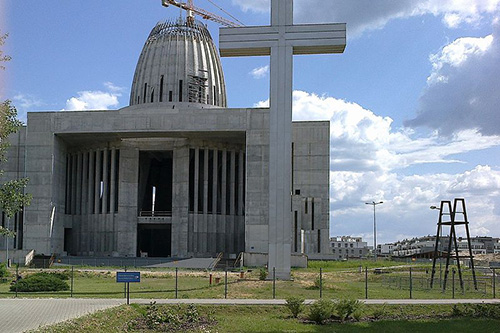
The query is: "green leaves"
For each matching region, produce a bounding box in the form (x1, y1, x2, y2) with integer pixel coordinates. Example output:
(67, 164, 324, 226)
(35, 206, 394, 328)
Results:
(0, 178, 32, 218)
(0, 31, 12, 70)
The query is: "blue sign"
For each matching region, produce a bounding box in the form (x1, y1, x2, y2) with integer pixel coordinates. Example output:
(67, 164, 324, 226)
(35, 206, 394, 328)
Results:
(116, 272, 141, 283)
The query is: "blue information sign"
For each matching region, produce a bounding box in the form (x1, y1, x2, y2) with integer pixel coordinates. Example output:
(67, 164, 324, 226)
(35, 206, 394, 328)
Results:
(116, 272, 141, 283)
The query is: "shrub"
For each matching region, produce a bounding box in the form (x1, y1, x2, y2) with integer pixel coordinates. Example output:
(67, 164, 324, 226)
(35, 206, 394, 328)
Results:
(285, 296, 305, 318)
(259, 268, 267, 281)
(133, 302, 214, 331)
(452, 304, 500, 319)
(11, 272, 69, 292)
(307, 299, 333, 324)
(372, 303, 387, 320)
(0, 263, 8, 279)
(334, 298, 364, 322)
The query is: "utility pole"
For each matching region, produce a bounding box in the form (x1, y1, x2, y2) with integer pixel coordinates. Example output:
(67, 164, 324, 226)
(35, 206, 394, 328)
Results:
(366, 201, 383, 260)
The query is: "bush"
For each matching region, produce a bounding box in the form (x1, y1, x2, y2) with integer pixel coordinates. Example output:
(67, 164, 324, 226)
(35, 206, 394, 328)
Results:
(259, 268, 267, 281)
(372, 303, 387, 320)
(307, 299, 333, 324)
(0, 263, 8, 279)
(11, 272, 69, 292)
(334, 298, 364, 322)
(285, 296, 305, 318)
(132, 302, 214, 331)
(452, 304, 500, 319)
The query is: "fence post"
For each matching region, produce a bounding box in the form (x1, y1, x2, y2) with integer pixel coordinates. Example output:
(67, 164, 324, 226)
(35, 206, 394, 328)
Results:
(319, 268, 323, 299)
(71, 266, 74, 298)
(175, 267, 178, 299)
(409, 267, 412, 299)
(15, 264, 19, 298)
(224, 265, 228, 299)
(493, 269, 496, 299)
(365, 266, 368, 299)
(452, 269, 456, 299)
(124, 266, 127, 298)
(273, 267, 276, 299)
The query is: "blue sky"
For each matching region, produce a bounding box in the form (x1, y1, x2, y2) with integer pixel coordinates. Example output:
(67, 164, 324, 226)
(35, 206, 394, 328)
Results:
(2, 0, 500, 246)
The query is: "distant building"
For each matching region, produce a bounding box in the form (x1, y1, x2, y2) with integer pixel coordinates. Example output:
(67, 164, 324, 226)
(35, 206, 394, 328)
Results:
(379, 235, 500, 258)
(329, 236, 369, 260)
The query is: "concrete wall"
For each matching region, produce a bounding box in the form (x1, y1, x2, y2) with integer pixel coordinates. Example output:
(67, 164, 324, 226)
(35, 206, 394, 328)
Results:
(4, 104, 330, 261)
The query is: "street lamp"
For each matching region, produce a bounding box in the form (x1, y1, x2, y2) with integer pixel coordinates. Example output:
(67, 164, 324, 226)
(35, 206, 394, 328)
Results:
(366, 201, 383, 260)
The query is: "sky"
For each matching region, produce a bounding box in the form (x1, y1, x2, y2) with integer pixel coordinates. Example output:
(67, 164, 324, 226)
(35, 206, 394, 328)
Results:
(2, 0, 500, 246)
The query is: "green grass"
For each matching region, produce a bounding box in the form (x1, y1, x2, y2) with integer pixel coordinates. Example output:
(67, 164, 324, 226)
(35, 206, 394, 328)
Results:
(32, 304, 500, 333)
(1, 260, 495, 300)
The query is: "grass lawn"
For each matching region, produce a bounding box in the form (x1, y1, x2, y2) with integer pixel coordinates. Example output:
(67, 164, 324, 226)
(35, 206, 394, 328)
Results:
(1, 259, 495, 300)
(32, 304, 500, 333)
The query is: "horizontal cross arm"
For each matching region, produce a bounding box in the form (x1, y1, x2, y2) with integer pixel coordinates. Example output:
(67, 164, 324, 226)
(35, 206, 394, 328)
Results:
(219, 23, 346, 58)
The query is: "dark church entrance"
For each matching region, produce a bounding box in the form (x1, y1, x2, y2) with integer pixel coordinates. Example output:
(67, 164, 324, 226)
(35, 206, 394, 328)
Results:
(137, 224, 171, 257)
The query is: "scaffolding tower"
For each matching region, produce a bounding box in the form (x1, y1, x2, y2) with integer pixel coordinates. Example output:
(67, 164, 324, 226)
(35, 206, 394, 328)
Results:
(430, 198, 477, 291)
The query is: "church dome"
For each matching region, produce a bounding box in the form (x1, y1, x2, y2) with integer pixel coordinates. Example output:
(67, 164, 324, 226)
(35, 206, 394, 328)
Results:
(130, 18, 227, 108)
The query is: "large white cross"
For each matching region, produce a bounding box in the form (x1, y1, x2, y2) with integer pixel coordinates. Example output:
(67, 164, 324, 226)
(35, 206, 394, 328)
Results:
(219, 0, 346, 279)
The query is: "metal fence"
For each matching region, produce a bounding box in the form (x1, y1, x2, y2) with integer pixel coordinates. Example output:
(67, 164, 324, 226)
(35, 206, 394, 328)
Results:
(1, 264, 498, 301)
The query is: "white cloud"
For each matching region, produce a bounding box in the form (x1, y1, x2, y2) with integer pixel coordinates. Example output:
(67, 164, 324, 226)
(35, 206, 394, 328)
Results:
(249, 65, 269, 79)
(12, 93, 43, 110)
(407, 25, 500, 135)
(232, 0, 500, 37)
(427, 34, 494, 84)
(63, 82, 125, 111)
(255, 90, 500, 241)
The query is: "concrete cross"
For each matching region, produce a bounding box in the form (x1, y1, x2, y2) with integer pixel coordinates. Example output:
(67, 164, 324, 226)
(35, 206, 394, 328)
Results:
(219, 0, 346, 279)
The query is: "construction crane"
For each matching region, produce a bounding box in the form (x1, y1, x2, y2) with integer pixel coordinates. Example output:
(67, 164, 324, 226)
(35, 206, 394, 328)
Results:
(161, 0, 243, 27)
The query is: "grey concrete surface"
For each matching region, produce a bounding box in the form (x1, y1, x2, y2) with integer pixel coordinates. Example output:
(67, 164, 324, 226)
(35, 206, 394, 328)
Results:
(0, 299, 123, 333)
(0, 298, 499, 332)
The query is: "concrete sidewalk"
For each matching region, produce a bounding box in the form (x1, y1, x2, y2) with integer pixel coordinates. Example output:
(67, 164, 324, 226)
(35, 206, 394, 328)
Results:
(1, 298, 499, 332)
(0, 299, 124, 333)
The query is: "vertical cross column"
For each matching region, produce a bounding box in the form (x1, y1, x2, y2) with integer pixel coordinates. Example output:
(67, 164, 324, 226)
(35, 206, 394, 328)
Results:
(268, 1, 293, 280)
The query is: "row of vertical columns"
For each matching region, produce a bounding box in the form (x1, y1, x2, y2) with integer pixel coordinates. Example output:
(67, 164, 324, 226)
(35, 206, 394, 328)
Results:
(66, 148, 119, 216)
(190, 148, 245, 216)
(65, 148, 119, 254)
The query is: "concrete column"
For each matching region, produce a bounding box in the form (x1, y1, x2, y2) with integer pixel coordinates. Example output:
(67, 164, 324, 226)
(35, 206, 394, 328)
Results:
(203, 148, 209, 214)
(221, 149, 227, 252)
(76, 153, 82, 215)
(81, 151, 89, 254)
(110, 148, 117, 253)
(82, 152, 88, 216)
(192, 147, 199, 254)
(94, 150, 102, 253)
(238, 150, 244, 216)
(229, 150, 236, 253)
(87, 150, 95, 253)
(94, 150, 101, 215)
(212, 148, 218, 253)
(230, 150, 236, 216)
(202, 148, 209, 253)
(102, 148, 109, 214)
(71, 154, 77, 215)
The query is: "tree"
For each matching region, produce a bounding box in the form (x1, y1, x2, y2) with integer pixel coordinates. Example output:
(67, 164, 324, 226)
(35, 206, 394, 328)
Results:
(0, 32, 12, 70)
(0, 32, 32, 238)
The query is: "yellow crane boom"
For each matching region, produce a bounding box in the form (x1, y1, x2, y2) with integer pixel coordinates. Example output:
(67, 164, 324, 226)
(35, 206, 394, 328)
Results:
(161, 0, 243, 27)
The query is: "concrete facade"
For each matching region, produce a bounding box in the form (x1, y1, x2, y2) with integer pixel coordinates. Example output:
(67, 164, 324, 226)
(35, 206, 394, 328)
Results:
(1, 104, 330, 260)
(0, 17, 331, 264)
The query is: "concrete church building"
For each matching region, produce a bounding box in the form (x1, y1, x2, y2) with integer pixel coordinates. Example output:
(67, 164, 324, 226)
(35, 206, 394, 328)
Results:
(1, 18, 330, 263)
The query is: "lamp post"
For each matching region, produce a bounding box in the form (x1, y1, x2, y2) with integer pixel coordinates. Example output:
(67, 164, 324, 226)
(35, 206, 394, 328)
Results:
(430, 205, 442, 287)
(366, 201, 383, 261)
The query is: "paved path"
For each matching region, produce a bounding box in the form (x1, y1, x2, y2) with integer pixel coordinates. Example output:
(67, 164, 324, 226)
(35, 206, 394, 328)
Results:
(0, 299, 124, 333)
(1, 298, 499, 332)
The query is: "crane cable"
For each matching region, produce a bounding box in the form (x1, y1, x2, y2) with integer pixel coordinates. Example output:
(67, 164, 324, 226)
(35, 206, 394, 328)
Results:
(205, 0, 245, 26)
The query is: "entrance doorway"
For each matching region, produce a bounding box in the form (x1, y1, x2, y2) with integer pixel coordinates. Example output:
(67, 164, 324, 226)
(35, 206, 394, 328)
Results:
(137, 224, 171, 257)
